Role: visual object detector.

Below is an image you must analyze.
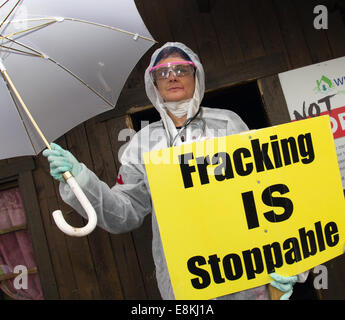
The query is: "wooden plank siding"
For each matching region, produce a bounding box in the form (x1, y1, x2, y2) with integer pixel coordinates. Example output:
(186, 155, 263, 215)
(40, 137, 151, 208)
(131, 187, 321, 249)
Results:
(257, 0, 345, 300)
(1, 0, 344, 299)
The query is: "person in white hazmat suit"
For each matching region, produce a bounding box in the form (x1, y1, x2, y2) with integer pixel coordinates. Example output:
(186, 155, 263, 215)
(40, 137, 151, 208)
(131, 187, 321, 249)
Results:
(43, 42, 308, 300)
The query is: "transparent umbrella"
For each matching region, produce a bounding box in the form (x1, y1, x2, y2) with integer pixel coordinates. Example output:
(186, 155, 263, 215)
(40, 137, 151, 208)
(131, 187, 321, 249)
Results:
(0, 0, 156, 236)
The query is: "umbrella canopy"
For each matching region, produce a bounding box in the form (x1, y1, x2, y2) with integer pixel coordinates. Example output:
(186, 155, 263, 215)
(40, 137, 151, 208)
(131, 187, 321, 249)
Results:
(0, 0, 156, 159)
(0, 0, 156, 237)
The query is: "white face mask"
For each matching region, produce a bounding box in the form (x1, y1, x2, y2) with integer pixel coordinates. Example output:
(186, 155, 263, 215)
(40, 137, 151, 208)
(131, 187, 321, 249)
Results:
(162, 77, 200, 119)
(163, 99, 192, 118)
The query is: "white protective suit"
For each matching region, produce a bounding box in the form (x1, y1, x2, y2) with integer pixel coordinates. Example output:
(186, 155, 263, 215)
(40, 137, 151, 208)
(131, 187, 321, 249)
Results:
(59, 42, 307, 300)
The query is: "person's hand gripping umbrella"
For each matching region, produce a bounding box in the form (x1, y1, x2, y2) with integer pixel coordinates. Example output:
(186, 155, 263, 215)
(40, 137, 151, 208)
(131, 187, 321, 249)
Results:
(43, 143, 98, 237)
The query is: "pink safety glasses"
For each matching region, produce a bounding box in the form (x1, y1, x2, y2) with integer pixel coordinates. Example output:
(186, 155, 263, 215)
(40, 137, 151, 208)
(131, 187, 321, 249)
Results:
(149, 61, 196, 81)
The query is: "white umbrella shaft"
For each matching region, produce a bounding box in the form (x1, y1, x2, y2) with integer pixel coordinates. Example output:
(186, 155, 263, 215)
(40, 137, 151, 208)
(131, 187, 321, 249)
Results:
(53, 173, 97, 237)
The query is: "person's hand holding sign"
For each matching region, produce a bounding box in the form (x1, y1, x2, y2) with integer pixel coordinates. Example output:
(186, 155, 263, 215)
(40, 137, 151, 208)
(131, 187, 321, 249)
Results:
(269, 273, 298, 300)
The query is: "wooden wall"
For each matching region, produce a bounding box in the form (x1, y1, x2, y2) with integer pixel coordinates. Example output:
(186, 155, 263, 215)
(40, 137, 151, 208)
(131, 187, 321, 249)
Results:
(1, 0, 345, 299)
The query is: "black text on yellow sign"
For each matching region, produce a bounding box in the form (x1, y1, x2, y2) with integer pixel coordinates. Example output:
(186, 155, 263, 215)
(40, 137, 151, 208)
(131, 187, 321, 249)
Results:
(144, 115, 345, 300)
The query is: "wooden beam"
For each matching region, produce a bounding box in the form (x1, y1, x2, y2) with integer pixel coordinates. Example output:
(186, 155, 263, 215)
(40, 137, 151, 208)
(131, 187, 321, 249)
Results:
(0, 156, 34, 180)
(18, 170, 60, 299)
(105, 115, 148, 299)
(83, 118, 126, 299)
(0, 223, 27, 235)
(273, 0, 312, 68)
(63, 125, 103, 299)
(326, 9, 345, 58)
(32, 145, 80, 299)
(294, 0, 332, 64)
(0, 267, 38, 282)
(257, 74, 291, 126)
(205, 52, 289, 92)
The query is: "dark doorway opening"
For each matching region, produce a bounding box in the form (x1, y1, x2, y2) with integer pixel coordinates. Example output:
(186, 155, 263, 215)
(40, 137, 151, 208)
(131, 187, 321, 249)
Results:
(291, 275, 319, 300)
(201, 81, 269, 130)
(130, 107, 161, 132)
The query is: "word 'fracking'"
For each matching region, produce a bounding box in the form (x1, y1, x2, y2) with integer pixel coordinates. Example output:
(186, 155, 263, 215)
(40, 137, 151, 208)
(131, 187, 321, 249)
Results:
(179, 133, 315, 188)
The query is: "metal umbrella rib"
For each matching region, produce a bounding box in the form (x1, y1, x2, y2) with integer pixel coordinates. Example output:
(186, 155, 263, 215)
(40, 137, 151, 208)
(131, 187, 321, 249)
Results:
(0, 44, 41, 57)
(0, 1, 11, 10)
(0, 17, 157, 42)
(0, 0, 22, 30)
(0, 19, 57, 40)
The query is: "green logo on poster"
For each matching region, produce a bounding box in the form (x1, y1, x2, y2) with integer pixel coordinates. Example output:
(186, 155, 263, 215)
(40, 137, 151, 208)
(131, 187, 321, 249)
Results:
(315, 75, 335, 93)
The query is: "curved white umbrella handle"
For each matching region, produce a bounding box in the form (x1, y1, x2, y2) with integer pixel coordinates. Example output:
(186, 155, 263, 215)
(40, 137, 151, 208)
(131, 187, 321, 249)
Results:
(52, 172, 97, 237)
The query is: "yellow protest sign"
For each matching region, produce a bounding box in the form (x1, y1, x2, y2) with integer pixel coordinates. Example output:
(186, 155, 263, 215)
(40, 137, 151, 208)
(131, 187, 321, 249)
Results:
(144, 115, 345, 300)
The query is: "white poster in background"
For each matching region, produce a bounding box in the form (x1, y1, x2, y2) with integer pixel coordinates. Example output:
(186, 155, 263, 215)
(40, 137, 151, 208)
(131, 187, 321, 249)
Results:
(279, 56, 345, 188)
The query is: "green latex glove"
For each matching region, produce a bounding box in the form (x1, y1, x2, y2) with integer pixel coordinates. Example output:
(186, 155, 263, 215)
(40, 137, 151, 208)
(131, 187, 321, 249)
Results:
(270, 272, 298, 300)
(42, 142, 82, 183)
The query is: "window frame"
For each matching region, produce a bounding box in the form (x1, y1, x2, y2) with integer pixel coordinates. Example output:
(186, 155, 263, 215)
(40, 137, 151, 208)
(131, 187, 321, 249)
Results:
(0, 157, 59, 299)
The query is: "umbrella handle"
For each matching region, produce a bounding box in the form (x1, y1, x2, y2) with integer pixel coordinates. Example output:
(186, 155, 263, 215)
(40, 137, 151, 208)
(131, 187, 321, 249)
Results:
(52, 173, 97, 237)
